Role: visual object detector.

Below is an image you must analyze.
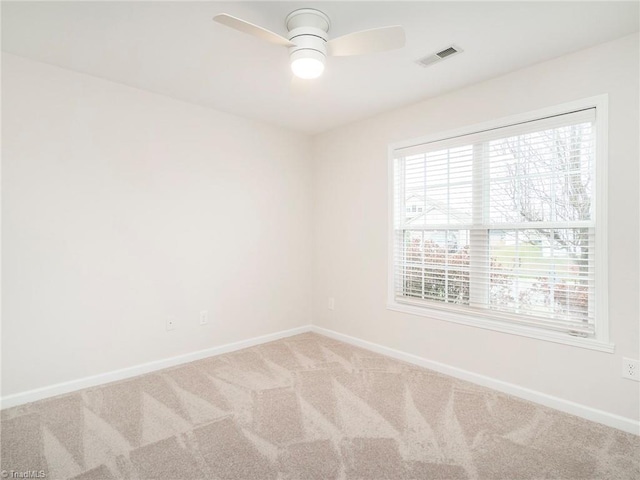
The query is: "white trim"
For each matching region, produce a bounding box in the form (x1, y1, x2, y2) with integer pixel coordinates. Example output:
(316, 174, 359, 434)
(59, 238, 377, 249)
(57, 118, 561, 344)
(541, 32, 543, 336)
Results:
(387, 95, 611, 351)
(387, 301, 614, 353)
(387, 143, 397, 308)
(394, 108, 595, 157)
(310, 325, 639, 436)
(594, 97, 609, 343)
(388, 95, 608, 153)
(0, 325, 311, 409)
(2, 324, 635, 435)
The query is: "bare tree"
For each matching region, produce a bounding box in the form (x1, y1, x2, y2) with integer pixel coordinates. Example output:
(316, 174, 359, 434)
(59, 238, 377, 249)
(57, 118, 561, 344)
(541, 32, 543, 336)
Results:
(491, 124, 592, 319)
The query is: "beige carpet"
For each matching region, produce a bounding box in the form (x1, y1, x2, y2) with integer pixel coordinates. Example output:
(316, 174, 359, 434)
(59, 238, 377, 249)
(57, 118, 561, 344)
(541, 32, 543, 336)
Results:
(1, 332, 638, 479)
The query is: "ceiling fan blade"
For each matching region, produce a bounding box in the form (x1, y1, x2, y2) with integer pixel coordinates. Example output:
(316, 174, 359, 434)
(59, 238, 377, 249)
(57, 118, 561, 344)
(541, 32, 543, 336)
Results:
(327, 25, 405, 57)
(213, 13, 295, 47)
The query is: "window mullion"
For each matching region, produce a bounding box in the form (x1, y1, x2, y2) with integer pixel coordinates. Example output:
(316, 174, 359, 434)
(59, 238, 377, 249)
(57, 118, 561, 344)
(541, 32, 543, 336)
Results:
(469, 142, 488, 308)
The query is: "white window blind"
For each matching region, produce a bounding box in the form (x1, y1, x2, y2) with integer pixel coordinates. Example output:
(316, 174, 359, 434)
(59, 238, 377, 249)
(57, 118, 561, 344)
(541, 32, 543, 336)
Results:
(392, 108, 599, 338)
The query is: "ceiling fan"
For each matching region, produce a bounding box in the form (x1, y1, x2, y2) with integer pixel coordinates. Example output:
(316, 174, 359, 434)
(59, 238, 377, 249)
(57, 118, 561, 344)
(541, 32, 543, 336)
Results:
(213, 8, 405, 79)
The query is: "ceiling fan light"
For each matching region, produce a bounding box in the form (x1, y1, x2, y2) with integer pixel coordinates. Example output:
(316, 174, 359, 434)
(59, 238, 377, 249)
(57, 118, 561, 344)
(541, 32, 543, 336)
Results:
(290, 50, 325, 79)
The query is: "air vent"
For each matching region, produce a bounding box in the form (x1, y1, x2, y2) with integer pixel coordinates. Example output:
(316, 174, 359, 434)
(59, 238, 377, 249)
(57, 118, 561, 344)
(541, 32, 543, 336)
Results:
(436, 47, 458, 58)
(417, 45, 462, 68)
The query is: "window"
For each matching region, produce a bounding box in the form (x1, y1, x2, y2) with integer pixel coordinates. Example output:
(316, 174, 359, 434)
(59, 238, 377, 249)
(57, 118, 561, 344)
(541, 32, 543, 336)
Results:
(388, 97, 611, 351)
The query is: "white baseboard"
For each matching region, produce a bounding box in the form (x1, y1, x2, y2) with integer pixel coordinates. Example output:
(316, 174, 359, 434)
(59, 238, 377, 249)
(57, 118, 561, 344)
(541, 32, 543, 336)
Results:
(310, 325, 640, 436)
(0, 325, 312, 409)
(3, 323, 638, 436)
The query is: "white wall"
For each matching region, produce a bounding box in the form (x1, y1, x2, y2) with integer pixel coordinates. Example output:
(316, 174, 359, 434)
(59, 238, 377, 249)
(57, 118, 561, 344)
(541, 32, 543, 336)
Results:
(1, 54, 313, 396)
(312, 34, 640, 421)
(3, 33, 639, 425)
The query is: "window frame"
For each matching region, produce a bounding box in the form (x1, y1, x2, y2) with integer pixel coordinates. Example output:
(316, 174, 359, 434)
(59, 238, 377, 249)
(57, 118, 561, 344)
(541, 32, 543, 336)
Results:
(387, 95, 613, 353)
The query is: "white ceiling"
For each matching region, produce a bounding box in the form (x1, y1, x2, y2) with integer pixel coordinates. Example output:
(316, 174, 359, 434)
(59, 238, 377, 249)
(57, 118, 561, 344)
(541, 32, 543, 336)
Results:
(2, 1, 638, 134)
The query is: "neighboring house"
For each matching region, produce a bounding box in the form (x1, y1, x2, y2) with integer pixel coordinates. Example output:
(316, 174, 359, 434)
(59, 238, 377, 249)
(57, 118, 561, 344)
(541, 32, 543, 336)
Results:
(403, 193, 470, 249)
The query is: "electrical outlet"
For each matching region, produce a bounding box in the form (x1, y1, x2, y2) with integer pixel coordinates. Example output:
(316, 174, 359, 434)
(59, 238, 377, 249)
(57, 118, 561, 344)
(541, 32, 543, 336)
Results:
(622, 358, 640, 381)
(199, 310, 208, 325)
(166, 317, 176, 331)
(328, 297, 335, 311)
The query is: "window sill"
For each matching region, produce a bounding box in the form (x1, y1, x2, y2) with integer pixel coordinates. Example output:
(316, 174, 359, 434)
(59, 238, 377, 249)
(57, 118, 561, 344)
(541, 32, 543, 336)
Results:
(387, 300, 615, 353)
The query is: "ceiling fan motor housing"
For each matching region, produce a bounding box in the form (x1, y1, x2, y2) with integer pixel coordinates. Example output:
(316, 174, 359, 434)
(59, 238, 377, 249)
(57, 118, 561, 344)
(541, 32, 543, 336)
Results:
(286, 9, 330, 61)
